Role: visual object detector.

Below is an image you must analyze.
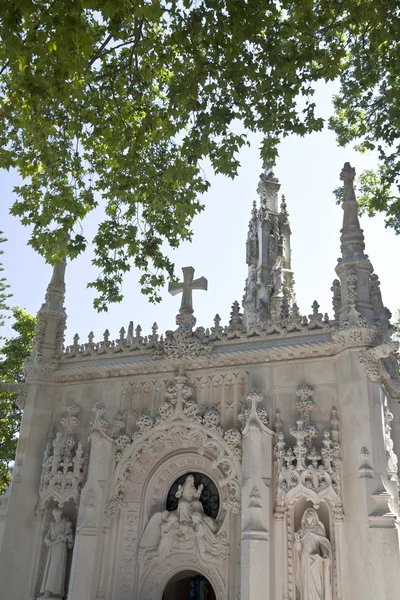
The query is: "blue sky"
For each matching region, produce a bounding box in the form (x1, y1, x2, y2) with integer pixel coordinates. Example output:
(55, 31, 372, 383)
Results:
(0, 81, 398, 345)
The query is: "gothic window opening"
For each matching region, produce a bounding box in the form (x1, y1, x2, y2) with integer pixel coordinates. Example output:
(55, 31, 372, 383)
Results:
(162, 570, 216, 600)
(166, 473, 220, 519)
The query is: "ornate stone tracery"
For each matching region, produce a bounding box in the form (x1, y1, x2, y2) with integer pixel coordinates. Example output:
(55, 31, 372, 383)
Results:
(39, 405, 87, 509)
(274, 385, 343, 522)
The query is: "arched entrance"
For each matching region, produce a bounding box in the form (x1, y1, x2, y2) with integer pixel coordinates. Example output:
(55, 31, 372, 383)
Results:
(162, 570, 217, 600)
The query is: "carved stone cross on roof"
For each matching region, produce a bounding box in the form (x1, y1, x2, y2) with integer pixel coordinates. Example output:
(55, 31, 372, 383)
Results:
(168, 266, 208, 315)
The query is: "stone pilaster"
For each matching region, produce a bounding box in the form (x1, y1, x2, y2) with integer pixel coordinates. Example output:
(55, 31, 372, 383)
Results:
(241, 391, 274, 600)
(335, 351, 400, 600)
(67, 407, 114, 600)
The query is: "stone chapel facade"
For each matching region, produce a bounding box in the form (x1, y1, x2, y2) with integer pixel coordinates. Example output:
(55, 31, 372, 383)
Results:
(0, 162, 400, 600)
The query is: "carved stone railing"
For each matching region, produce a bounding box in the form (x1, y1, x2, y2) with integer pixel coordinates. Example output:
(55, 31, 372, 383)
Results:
(62, 299, 331, 362)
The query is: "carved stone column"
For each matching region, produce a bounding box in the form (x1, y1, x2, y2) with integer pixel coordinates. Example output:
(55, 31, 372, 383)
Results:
(240, 391, 274, 600)
(67, 405, 114, 600)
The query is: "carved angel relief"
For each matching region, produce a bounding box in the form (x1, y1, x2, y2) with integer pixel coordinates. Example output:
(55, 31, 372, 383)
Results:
(139, 474, 228, 571)
(274, 385, 343, 522)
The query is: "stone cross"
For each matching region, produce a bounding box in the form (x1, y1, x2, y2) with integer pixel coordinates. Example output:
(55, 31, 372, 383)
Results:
(168, 266, 208, 314)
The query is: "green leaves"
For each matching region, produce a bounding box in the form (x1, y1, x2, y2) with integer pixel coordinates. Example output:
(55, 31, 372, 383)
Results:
(1, 1, 400, 309)
(0, 307, 36, 495)
(0, 233, 11, 333)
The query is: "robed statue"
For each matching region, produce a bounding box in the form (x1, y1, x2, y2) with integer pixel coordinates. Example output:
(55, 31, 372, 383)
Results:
(40, 507, 74, 599)
(294, 508, 332, 600)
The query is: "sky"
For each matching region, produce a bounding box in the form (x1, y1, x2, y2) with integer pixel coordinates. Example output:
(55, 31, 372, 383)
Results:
(0, 81, 399, 346)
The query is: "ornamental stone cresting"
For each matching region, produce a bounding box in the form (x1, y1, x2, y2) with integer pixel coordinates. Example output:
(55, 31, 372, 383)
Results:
(0, 162, 400, 600)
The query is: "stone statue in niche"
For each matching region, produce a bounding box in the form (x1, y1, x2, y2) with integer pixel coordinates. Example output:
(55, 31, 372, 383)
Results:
(40, 507, 74, 599)
(271, 255, 283, 297)
(139, 474, 228, 566)
(244, 264, 257, 304)
(175, 474, 204, 520)
(294, 508, 332, 600)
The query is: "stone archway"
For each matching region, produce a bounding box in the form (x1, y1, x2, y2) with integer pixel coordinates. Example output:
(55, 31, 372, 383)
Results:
(162, 569, 216, 600)
(140, 553, 226, 600)
(102, 373, 241, 600)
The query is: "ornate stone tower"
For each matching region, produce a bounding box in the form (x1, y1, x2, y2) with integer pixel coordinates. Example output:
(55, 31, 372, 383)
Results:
(243, 162, 294, 326)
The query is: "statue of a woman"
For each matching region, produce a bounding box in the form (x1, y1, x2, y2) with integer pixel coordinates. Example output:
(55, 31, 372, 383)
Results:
(294, 508, 332, 600)
(40, 507, 74, 598)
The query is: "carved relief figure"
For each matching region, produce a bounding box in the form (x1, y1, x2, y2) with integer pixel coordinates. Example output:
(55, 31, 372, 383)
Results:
(271, 256, 283, 297)
(244, 264, 257, 304)
(294, 509, 332, 600)
(139, 475, 228, 567)
(40, 507, 74, 599)
(175, 474, 204, 521)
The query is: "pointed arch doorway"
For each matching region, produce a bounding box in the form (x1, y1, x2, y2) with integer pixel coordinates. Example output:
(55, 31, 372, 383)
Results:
(162, 570, 217, 600)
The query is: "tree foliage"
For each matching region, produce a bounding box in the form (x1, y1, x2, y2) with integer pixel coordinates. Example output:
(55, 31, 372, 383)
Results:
(0, 1, 399, 309)
(0, 307, 36, 495)
(0, 232, 11, 332)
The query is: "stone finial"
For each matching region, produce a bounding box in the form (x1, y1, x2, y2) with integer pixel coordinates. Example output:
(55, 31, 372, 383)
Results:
(340, 161, 356, 185)
(257, 160, 280, 212)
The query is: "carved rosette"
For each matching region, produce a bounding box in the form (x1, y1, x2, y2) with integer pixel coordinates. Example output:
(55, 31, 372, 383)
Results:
(39, 405, 87, 509)
(274, 385, 343, 522)
(104, 373, 242, 524)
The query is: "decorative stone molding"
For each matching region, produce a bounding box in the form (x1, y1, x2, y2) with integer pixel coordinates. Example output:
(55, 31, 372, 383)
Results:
(104, 371, 242, 525)
(358, 341, 399, 382)
(274, 385, 343, 521)
(38, 406, 87, 509)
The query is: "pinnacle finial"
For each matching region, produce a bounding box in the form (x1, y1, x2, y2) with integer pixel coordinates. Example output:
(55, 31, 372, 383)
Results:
(257, 160, 280, 212)
(340, 162, 356, 183)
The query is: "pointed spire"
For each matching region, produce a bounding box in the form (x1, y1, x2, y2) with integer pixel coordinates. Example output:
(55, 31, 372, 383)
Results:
(339, 163, 366, 261)
(246, 200, 259, 265)
(243, 162, 294, 327)
(257, 160, 280, 212)
(335, 163, 374, 327)
(29, 259, 67, 370)
(41, 258, 67, 312)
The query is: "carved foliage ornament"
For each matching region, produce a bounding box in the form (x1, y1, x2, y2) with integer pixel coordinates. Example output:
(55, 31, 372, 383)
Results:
(104, 373, 242, 524)
(274, 385, 343, 521)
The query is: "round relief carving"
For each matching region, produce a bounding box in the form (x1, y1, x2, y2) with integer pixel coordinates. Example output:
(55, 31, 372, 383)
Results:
(166, 472, 220, 519)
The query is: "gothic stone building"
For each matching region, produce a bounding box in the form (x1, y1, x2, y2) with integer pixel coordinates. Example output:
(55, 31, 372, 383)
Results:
(0, 163, 400, 600)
